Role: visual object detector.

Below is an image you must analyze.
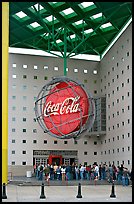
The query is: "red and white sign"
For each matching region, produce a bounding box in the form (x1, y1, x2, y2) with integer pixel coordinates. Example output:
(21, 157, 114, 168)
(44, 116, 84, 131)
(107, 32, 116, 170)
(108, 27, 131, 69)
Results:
(43, 81, 89, 136)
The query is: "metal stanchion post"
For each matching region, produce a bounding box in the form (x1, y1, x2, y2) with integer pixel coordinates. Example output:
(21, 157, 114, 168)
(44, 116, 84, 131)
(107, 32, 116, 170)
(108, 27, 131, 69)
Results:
(110, 180, 116, 198)
(2, 183, 7, 199)
(40, 182, 46, 199)
(76, 183, 82, 198)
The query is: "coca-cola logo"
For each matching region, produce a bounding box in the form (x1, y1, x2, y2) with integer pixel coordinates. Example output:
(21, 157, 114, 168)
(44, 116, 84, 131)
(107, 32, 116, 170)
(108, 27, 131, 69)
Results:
(44, 96, 80, 117)
(43, 81, 89, 136)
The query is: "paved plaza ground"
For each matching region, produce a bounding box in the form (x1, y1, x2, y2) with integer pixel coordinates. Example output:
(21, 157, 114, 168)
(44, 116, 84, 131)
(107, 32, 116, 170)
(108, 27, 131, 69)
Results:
(2, 177, 132, 202)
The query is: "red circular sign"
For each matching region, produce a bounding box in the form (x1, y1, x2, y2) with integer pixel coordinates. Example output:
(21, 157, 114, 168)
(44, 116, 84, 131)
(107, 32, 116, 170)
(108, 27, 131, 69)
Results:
(43, 81, 89, 136)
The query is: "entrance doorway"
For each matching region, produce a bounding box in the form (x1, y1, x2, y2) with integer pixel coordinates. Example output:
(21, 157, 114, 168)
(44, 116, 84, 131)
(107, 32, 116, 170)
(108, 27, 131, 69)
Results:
(48, 155, 62, 165)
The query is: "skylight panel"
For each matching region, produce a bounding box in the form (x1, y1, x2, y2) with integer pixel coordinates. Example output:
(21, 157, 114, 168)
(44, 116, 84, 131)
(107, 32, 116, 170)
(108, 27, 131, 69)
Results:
(91, 12, 102, 19)
(74, 20, 84, 25)
(100, 22, 112, 29)
(70, 34, 76, 39)
(45, 15, 56, 22)
(80, 2, 94, 8)
(32, 3, 44, 11)
(84, 28, 94, 34)
(62, 8, 74, 15)
(30, 22, 40, 28)
(15, 11, 27, 18)
(56, 39, 62, 44)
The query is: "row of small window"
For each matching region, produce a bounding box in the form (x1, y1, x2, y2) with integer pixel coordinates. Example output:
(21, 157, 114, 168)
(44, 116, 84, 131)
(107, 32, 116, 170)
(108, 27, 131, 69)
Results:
(102, 82, 130, 93)
(11, 146, 131, 156)
(107, 93, 130, 99)
(110, 50, 130, 61)
(101, 133, 131, 144)
(101, 65, 130, 82)
(10, 159, 131, 166)
(12, 63, 91, 74)
(11, 139, 95, 145)
(107, 106, 130, 113)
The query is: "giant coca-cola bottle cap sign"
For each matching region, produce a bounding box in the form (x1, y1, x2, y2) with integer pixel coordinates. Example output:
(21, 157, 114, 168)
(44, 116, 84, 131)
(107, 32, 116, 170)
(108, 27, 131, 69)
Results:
(35, 77, 95, 139)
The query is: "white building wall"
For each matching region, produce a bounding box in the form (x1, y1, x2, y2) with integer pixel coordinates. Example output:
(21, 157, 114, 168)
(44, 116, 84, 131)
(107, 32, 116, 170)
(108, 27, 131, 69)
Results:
(99, 23, 132, 168)
(8, 23, 132, 176)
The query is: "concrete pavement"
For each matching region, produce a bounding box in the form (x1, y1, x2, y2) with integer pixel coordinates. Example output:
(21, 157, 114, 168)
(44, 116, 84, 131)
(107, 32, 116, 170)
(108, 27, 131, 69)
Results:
(2, 184, 132, 202)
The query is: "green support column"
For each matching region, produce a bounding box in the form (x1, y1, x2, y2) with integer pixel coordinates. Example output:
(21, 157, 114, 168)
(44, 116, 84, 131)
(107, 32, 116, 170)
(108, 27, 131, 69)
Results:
(64, 27, 67, 76)
(2, 2, 9, 184)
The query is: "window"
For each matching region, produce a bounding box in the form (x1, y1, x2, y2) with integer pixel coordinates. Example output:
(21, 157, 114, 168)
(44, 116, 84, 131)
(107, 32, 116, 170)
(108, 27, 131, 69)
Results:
(33, 140, 37, 144)
(12, 85, 16, 89)
(12, 63, 16, 68)
(127, 65, 130, 70)
(122, 83, 124, 87)
(113, 149, 114, 153)
(122, 109, 124, 113)
(12, 96, 16, 99)
(127, 52, 129, 57)
(113, 137, 114, 141)
(84, 141, 87, 145)
(33, 129, 37, 133)
(12, 74, 16, 79)
(64, 141, 68, 144)
(112, 67, 114, 71)
(116, 75, 119, 79)
(12, 128, 15, 132)
(44, 76, 48, 80)
(117, 87, 119, 91)
(54, 66, 59, 71)
(84, 152, 87, 155)
(128, 133, 130, 137)
(22, 161, 26, 165)
(54, 140, 57, 144)
(12, 150, 15, 154)
(117, 136, 119, 140)
(128, 119, 130, 124)
(94, 152, 97, 155)
(117, 148, 119, 153)
(128, 160, 130, 165)
(12, 161, 15, 165)
(22, 140, 26, 143)
(84, 79, 87, 83)
(117, 124, 119, 128)
(94, 90, 97, 94)
(122, 70, 124, 74)
(74, 140, 78, 144)
(122, 148, 124, 152)
(23, 107, 27, 111)
(23, 129, 26, 132)
(117, 99, 119, 103)
(108, 150, 110, 154)
(74, 68, 78, 73)
(84, 69, 87, 73)
(34, 65, 38, 69)
(128, 106, 130, 110)
(44, 140, 47, 144)
(122, 121, 125, 126)
(34, 76, 38, 79)
(127, 92, 130, 97)
(127, 78, 130, 83)
(108, 139, 110, 142)
(22, 151, 26, 154)
(122, 134, 124, 139)
(12, 139, 15, 143)
(23, 64, 27, 69)
(44, 65, 48, 69)
(23, 75, 27, 79)
(117, 111, 119, 116)
(122, 96, 124, 100)
(23, 118, 26, 122)
(94, 141, 97, 145)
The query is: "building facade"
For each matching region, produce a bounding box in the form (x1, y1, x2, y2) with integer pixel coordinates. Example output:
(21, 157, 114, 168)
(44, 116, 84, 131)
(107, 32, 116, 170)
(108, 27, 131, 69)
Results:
(8, 23, 132, 176)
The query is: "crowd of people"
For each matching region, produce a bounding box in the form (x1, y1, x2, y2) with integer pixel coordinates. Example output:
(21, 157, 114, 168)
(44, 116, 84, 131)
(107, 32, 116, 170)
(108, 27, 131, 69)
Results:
(33, 162, 132, 186)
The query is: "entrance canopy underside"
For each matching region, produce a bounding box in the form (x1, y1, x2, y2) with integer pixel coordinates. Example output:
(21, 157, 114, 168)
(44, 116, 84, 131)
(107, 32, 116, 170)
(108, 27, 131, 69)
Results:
(9, 2, 132, 60)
